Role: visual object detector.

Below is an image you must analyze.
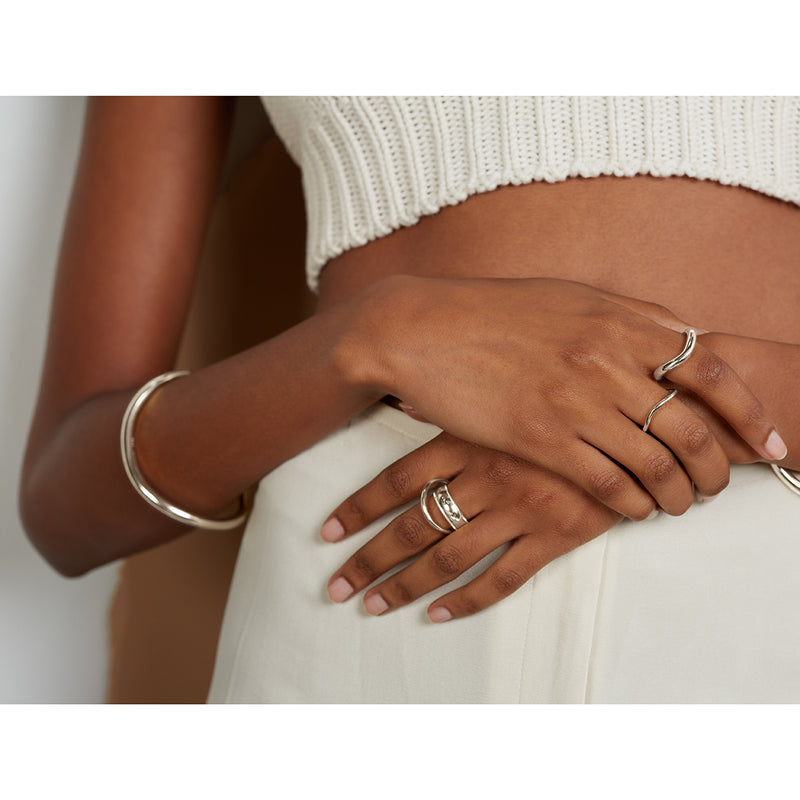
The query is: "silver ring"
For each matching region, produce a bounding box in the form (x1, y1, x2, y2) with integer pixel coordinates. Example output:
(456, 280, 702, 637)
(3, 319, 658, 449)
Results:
(642, 388, 678, 433)
(432, 483, 469, 530)
(653, 327, 697, 381)
(772, 465, 800, 498)
(420, 479, 468, 533)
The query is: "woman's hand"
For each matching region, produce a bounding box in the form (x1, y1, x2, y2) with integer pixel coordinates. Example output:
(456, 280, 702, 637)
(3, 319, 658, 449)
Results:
(361, 275, 786, 520)
(322, 432, 622, 622)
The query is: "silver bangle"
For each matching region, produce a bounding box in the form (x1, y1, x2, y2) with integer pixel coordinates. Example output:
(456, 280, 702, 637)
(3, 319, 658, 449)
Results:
(771, 464, 800, 498)
(120, 370, 251, 530)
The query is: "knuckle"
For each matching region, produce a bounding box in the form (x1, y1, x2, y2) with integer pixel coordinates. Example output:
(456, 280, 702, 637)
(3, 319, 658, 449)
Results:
(390, 580, 415, 605)
(741, 403, 766, 428)
(557, 339, 596, 369)
(693, 352, 726, 388)
(383, 463, 412, 500)
(490, 566, 526, 596)
(352, 553, 377, 581)
(431, 545, 465, 577)
(393, 515, 428, 550)
(674, 419, 714, 456)
(551, 515, 585, 548)
(483, 453, 524, 486)
(587, 469, 626, 502)
(344, 495, 368, 527)
(558, 335, 614, 375)
(643, 452, 679, 486)
(515, 486, 558, 514)
(458, 594, 484, 617)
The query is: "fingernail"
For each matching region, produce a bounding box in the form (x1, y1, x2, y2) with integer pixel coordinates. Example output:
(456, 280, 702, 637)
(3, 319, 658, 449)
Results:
(695, 492, 718, 504)
(398, 402, 429, 423)
(765, 430, 788, 461)
(428, 607, 452, 623)
(321, 516, 345, 542)
(327, 576, 354, 602)
(645, 507, 659, 520)
(364, 592, 389, 616)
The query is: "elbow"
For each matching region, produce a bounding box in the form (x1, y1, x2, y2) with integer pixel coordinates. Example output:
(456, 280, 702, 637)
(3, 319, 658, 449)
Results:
(17, 473, 99, 578)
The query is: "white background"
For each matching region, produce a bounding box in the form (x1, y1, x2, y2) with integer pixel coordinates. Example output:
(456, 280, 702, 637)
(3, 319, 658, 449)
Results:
(0, 96, 117, 703)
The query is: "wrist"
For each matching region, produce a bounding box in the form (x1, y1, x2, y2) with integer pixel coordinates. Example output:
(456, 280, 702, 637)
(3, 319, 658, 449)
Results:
(330, 274, 426, 400)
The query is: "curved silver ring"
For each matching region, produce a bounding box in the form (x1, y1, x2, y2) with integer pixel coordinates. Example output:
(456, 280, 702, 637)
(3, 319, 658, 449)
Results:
(432, 483, 469, 530)
(653, 327, 697, 381)
(420, 479, 468, 533)
(643, 388, 678, 433)
(771, 465, 800, 498)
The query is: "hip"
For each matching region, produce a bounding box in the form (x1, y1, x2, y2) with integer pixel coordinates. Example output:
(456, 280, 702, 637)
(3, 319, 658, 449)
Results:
(209, 402, 800, 703)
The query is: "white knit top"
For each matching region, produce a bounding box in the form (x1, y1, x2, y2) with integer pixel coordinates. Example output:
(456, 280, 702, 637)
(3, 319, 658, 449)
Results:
(260, 96, 800, 292)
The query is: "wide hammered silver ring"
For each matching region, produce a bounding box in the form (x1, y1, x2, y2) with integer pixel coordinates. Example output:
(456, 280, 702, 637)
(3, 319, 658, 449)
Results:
(642, 388, 678, 433)
(653, 327, 697, 381)
(420, 479, 469, 534)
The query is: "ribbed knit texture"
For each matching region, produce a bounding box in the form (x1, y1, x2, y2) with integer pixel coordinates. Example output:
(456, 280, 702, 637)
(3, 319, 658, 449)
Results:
(261, 96, 800, 292)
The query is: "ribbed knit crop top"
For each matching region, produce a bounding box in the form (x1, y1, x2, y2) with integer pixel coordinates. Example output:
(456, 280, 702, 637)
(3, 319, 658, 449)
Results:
(260, 96, 800, 292)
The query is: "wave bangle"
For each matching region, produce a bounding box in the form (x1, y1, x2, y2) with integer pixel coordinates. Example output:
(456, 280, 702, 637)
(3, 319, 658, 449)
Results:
(653, 327, 697, 381)
(120, 370, 251, 530)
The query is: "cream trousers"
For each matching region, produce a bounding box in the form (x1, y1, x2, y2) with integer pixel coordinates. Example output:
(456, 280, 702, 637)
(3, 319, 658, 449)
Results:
(208, 403, 800, 703)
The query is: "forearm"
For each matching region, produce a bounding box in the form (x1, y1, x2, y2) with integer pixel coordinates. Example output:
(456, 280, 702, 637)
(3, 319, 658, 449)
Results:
(20, 283, 383, 576)
(699, 332, 800, 470)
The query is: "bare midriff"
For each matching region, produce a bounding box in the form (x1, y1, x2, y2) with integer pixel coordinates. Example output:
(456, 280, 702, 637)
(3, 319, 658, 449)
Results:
(316, 175, 800, 344)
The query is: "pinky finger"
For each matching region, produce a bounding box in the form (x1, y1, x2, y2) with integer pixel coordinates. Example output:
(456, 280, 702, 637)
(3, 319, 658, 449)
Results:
(427, 536, 542, 623)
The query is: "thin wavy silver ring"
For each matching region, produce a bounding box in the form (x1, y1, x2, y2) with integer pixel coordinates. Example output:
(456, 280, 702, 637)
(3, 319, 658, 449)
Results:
(653, 327, 697, 381)
(642, 388, 679, 433)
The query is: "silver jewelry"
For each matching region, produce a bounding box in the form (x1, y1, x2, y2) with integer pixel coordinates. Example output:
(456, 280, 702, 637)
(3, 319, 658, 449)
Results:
(653, 327, 697, 381)
(420, 478, 468, 534)
(120, 370, 250, 530)
(771, 465, 800, 498)
(642, 388, 678, 433)
(432, 482, 469, 530)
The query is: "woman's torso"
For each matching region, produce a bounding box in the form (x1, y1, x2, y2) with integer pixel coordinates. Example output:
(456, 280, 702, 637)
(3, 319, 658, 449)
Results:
(317, 174, 800, 344)
(259, 96, 800, 342)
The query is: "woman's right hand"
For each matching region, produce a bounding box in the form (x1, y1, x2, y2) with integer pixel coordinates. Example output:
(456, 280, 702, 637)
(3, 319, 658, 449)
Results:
(359, 275, 786, 520)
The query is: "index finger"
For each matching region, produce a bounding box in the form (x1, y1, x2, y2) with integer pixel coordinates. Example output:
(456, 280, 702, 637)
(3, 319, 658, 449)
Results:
(659, 341, 786, 463)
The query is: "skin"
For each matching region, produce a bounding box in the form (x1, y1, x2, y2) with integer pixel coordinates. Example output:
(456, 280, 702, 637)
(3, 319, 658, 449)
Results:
(19, 94, 800, 647)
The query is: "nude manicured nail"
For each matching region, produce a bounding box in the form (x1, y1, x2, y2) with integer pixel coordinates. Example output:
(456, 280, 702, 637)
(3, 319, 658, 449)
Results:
(695, 492, 718, 504)
(328, 576, 354, 602)
(364, 593, 389, 616)
(428, 607, 453, 623)
(765, 430, 788, 461)
(321, 516, 345, 542)
(645, 508, 659, 521)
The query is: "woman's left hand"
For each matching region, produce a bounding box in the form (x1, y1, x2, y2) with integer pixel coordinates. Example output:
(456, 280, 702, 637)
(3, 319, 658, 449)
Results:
(322, 432, 623, 622)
